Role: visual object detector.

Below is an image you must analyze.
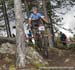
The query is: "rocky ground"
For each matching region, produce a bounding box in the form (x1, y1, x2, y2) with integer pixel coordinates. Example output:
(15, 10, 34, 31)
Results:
(0, 42, 75, 70)
(0, 42, 16, 70)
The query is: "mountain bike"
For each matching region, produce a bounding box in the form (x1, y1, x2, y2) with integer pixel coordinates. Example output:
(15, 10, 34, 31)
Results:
(31, 25, 49, 58)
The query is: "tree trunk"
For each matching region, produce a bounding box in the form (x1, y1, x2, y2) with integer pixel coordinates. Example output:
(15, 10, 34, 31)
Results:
(1, 0, 11, 37)
(24, 0, 29, 16)
(0, 37, 16, 44)
(14, 0, 26, 70)
(42, 0, 48, 17)
(42, 0, 55, 47)
(48, 0, 55, 47)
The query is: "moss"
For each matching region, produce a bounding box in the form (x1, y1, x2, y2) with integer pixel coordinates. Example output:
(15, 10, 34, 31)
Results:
(9, 65, 16, 70)
(69, 44, 75, 49)
(32, 62, 44, 69)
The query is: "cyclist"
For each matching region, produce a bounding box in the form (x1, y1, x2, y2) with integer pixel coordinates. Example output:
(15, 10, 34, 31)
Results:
(28, 7, 49, 57)
(28, 7, 48, 45)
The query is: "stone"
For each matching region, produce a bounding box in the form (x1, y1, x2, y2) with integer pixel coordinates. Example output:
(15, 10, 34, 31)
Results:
(25, 47, 48, 66)
(0, 42, 16, 54)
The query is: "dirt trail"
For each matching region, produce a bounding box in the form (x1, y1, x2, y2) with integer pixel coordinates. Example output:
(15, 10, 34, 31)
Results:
(47, 49, 75, 67)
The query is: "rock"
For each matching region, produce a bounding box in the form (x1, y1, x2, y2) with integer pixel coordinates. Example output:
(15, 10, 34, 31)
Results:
(25, 47, 48, 67)
(64, 58, 70, 63)
(3, 56, 12, 64)
(0, 42, 16, 54)
(2, 64, 9, 70)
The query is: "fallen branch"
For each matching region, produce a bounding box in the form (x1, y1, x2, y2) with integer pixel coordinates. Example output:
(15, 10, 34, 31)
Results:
(0, 37, 16, 44)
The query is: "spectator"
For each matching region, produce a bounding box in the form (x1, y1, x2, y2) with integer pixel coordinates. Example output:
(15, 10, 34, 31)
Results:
(60, 32, 67, 46)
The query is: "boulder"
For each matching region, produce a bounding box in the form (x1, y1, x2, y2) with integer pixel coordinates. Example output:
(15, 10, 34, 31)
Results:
(0, 42, 16, 54)
(25, 47, 48, 67)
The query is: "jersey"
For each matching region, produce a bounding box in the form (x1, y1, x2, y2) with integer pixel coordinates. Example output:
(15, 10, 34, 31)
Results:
(29, 12, 44, 26)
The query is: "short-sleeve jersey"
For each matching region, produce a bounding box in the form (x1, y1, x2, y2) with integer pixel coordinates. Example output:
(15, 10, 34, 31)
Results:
(29, 12, 44, 20)
(29, 12, 44, 26)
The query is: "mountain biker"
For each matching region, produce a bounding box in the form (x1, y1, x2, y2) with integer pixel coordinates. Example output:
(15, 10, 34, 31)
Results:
(28, 7, 49, 57)
(28, 7, 48, 45)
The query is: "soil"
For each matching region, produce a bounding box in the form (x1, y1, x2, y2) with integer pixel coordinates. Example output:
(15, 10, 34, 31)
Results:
(47, 49, 75, 67)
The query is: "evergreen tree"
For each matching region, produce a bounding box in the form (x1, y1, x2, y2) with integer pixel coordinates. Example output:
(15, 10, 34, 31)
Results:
(14, 0, 26, 69)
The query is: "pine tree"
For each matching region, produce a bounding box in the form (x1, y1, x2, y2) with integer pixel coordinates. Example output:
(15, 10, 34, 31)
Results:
(14, 0, 26, 69)
(1, 0, 11, 37)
